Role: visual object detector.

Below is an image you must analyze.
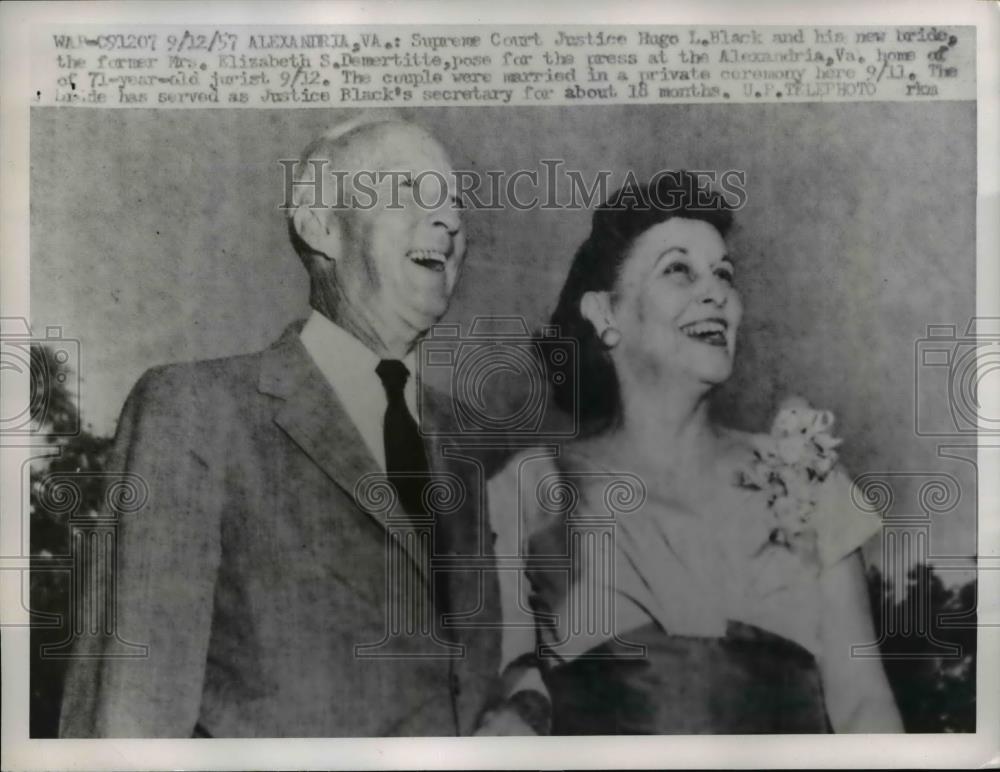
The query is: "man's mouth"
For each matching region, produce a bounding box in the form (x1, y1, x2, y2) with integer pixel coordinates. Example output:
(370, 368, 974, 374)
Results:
(407, 249, 448, 273)
(679, 318, 728, 347)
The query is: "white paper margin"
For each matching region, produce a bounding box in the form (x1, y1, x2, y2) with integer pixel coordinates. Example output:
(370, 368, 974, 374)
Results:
(1, 1, 997, 769)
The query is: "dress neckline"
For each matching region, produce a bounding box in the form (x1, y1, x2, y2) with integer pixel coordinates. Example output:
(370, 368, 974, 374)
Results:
(553, 437, 763, 521)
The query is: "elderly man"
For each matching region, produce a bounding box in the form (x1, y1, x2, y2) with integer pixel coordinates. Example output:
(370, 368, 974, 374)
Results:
(59, 118, 529, 737)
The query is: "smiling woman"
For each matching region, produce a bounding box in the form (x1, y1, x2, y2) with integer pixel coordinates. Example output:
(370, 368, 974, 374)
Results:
(484, 172, 904, 735)
(549, 173, 738, 434)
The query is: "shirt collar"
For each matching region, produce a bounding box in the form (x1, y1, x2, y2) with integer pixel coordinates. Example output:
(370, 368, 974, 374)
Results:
(300, 309, 417, 383)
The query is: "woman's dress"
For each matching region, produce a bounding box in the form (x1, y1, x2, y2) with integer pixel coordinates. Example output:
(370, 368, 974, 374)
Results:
(487, 439, 882, 734)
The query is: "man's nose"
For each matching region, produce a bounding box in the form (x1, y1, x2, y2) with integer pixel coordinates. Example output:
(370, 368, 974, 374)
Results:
(431, 202, 462, 236)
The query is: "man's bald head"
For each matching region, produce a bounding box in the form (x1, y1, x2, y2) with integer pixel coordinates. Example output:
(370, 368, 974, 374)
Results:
(288, 119, 467, 358)
(288, 118, 452, 217)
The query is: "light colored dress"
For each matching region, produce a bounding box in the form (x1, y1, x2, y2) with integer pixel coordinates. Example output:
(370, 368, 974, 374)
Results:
(487, 435, 883, 732)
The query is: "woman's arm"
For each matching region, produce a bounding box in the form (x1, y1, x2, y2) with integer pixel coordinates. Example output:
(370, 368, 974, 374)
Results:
(818, 549, 904, 732)
(475, 457, 552, 735)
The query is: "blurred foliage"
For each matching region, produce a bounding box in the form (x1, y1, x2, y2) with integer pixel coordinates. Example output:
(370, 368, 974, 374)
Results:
(27, 345, 977, 736)
(28, 340, 79, 438)
(866, 563, 977, 732)
(29, 345, 112, 738)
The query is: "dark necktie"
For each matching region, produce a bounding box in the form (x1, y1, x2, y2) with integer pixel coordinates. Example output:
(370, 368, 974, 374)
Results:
(376, 360, 454, 634)
(375, 359, 429, 516)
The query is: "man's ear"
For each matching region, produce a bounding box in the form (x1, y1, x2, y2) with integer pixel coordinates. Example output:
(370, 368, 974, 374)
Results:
(580, 290, 615, 334)
(291, 204, 342, 262)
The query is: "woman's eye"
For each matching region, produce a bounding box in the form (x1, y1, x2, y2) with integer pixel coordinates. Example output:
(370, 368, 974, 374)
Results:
(663, 262, 691, 279)
(715, 267, 735, 284)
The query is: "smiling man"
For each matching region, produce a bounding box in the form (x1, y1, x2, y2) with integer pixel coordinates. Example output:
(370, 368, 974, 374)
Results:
(58, 118, 509, 738)
(291, 120, 468, 363)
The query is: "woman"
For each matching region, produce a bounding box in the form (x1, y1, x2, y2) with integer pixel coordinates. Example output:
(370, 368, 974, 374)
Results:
(483, 173, 902, 735)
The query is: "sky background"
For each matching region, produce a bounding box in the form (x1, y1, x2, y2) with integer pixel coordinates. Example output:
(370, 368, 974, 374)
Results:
(30, 101, 977, 576)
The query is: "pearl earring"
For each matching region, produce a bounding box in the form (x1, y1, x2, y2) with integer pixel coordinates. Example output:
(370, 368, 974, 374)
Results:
(600, 327, 621, 348)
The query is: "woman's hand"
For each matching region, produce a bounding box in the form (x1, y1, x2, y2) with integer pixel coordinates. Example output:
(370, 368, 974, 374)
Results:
(474, 689, 552, 736)
(474, 706, 540, 736)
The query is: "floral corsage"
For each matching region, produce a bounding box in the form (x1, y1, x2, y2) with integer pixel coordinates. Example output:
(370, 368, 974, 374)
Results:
(738, 396, 842, 555)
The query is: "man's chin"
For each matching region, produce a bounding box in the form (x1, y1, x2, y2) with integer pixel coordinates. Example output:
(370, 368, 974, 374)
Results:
(405, 300, 450, 335)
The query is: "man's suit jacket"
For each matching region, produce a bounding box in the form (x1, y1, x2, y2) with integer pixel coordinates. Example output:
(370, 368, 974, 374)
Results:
(59, 325, 503, 737)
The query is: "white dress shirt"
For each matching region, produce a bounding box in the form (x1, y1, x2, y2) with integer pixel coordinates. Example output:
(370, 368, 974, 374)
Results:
(299, 310, 418, 471)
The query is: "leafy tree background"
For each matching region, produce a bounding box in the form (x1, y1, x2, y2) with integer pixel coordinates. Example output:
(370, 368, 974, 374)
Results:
(29, 345, 112, 738)
(866, 562, 977, 732)
(28, 345, 977, 736)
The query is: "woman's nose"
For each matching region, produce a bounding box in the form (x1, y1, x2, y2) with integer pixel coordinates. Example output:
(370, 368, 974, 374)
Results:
(700, 276, 728, 307)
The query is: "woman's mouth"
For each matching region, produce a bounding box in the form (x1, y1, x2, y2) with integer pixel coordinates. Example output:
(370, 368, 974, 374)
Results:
(679, 318, 728, 347)
(407, 249, 448, 272)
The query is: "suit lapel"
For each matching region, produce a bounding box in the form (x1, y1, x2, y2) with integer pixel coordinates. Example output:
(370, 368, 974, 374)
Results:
(259, 326, 430, 582)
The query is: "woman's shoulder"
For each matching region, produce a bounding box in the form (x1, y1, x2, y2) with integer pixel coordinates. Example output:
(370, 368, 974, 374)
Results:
(717, 400, 882, 565)
(716, 426, 761, 455)
(711, 426, 768, 479)
(812, 464, 884, 567)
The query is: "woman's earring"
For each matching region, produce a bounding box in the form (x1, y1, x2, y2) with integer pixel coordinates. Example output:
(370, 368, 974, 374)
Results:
(600, 326, 621, 348)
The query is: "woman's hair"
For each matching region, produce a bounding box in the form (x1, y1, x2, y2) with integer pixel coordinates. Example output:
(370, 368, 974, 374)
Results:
(549, 171, 736, 435)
